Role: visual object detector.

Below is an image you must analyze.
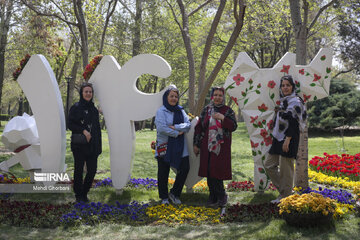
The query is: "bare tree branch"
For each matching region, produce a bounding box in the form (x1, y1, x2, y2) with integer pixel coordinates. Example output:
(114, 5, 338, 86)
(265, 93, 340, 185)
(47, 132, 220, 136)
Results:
(21, 0, 81, 47)
(188, 0, 213, 17)
(197, 0, 226, 93)
(118, 0, 135, 18)
(165, 0, 182, 30)
(99, 0, 118, 53)
(20, 0, 77, 26)
(333, 68, 355, 79)
(308, 0, 337, 31)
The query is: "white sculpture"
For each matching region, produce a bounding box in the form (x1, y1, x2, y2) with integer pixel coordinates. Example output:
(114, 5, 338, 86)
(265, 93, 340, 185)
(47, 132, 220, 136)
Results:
(89, 54, 171, 190)
(0, 113, 41, 173)
(224, 48, 332, 190)
(16, 55, 67, 174)
(184, 117, 202, 191)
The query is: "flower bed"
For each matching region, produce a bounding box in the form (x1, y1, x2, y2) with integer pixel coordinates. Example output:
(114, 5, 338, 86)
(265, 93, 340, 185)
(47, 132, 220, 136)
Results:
(83, 55, 103, 80)
(222, 203, 279, 222)
(278, 193, 337, 227)
(0, 173, 31, 184)
(0, 200, 72, 228)
(309, 153, 360, 181)
(13, 54, 31, 81)
(227, 180, 276, 192)
(295, 186, 355, 204)
(309, 169, 360, 190)
(94, 177, 158, 190)
(61, 201, 149, 226)
(146, 204, 221, 225)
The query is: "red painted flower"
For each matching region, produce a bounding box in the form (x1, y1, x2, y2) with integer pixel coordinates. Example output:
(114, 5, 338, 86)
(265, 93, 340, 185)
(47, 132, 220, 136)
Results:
(276, 100, 280, 105)
(299, 69, 305, 75)
(233, 73, 245, 86)
(264, 136, 272, 146)
(267, 80, 276, 89)
(231, 97, 238, 106)
(280, 65, 290, 74)
(267, 119, 274, 130)
(303, 94, 311, 102)
(313, 74, 321, 82)
(258, 103, 268, 112)
(248, 78, 253, 84)
(250, 115, 258, 123)
(257, 83, 261, 88)
(260, 129, 268, 138)
(250, 140, 259, 148)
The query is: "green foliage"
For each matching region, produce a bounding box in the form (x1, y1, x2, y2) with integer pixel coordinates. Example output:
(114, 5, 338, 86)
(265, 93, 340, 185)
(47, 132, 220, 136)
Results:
(307, 78, 360, 129)
(338, 1, 360, 75)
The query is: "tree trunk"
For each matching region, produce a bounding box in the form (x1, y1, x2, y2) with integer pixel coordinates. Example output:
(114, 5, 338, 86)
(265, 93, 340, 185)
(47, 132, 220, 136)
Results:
(176, 0, 196, 114)
(74, 0, 89, 70)
(17, 97, 23, 116)
(132, 0, 142, 57)
(295, 125, 308, 188)
(289, 0, 309, 189)
(68, 44, 81, 111)
(133, 0, 143, 131)
(0, 0, 13, 122)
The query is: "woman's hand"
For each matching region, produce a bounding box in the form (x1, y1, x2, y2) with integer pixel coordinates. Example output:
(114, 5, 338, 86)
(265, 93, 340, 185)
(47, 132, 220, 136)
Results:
(169, 125, 184, 136)
(83, 129, 91, 143)
(212, 112, 225, 121)
(193, 145, 200, 156)
(282, 137, 291, 152)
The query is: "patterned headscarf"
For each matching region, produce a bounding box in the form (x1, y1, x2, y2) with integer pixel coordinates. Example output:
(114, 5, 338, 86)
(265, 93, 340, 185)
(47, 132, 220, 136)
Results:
(272, 75, 307, 142)
(208, 87, 225, 155)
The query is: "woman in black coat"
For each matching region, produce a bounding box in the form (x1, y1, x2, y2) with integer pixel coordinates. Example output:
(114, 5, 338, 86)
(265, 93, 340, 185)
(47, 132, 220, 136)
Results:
(68, 82, 102, 202)
(264, 75, 306, 203)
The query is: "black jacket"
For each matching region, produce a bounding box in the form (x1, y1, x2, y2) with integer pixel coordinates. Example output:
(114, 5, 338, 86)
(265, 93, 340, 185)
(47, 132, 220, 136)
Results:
(269, 113, 299, 159)
(68, 98, 102, 156)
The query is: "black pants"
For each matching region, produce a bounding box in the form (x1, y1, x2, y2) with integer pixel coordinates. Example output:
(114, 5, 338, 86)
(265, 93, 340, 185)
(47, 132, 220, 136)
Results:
(207, 177, 225, 202)
(72, 149, 98, 198)
(157, 156, 189, 200)
(207, 153, 225, 202)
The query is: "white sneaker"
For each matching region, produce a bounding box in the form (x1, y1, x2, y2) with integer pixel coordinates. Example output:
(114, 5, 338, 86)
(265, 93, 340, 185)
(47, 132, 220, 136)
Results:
(169, 193, 182, 205)
(161, 198, 170, 204)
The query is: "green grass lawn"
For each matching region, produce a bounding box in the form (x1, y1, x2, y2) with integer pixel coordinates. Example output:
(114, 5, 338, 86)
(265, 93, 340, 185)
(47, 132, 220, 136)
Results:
(1, 122, 360, 239)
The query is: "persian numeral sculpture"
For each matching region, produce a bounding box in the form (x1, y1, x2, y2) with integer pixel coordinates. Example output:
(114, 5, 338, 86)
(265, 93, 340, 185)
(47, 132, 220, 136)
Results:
(224, 48, 332, 191)
(13, 55, 67, 175)
(89, 54, 171, 190)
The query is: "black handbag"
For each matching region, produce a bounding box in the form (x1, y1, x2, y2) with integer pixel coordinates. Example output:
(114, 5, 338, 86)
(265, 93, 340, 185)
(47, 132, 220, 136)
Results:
(71, 133, 88, 144)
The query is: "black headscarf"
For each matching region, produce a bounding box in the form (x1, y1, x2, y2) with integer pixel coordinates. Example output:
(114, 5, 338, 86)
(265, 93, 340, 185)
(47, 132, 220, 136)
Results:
(79, 82, 95, 109)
